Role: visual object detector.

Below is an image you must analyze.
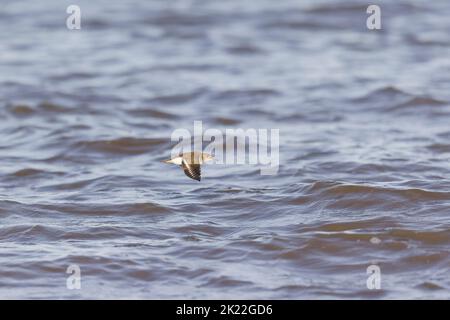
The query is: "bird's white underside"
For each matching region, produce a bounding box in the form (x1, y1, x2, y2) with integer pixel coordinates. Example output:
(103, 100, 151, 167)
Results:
(167, 157, 183, 165)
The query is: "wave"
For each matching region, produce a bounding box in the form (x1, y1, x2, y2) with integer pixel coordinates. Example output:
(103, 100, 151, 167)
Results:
(352, 86, 449, 113)
(209, 89, 281, 103)
(287, 181, 450, 210)
(128, 108, 179, 120)
(387, 97, 448, 112)
(427, 143, 450, 154)
(74, 137, 167, 155)
(6, 102, 80, 116)
(307, 181, 450, 201)
(0, 200, 171, 218)
(144, 90, 204, 106)
(352, 86, 412, 103)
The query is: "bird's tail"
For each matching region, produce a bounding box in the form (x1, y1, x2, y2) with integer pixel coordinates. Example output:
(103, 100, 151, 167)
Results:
(161, 159, 172, 164)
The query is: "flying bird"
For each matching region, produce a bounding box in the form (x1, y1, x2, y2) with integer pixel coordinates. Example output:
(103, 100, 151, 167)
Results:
(162, 152, 214, 181)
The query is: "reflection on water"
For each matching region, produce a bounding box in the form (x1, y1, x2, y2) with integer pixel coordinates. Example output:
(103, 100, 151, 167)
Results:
(0, 0, 450, 299)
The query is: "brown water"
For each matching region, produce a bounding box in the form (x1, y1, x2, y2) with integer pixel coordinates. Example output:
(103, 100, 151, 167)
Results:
(1, 0, 450, 299)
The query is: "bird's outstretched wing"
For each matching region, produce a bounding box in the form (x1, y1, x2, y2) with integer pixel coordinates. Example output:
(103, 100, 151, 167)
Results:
(182, 160, 201, 181)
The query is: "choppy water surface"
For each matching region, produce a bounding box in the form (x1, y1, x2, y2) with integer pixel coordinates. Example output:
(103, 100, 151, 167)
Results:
(1, 0, 450, 299)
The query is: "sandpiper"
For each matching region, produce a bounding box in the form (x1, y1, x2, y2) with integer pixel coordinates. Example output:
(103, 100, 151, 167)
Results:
(162, 152, 214, 181)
